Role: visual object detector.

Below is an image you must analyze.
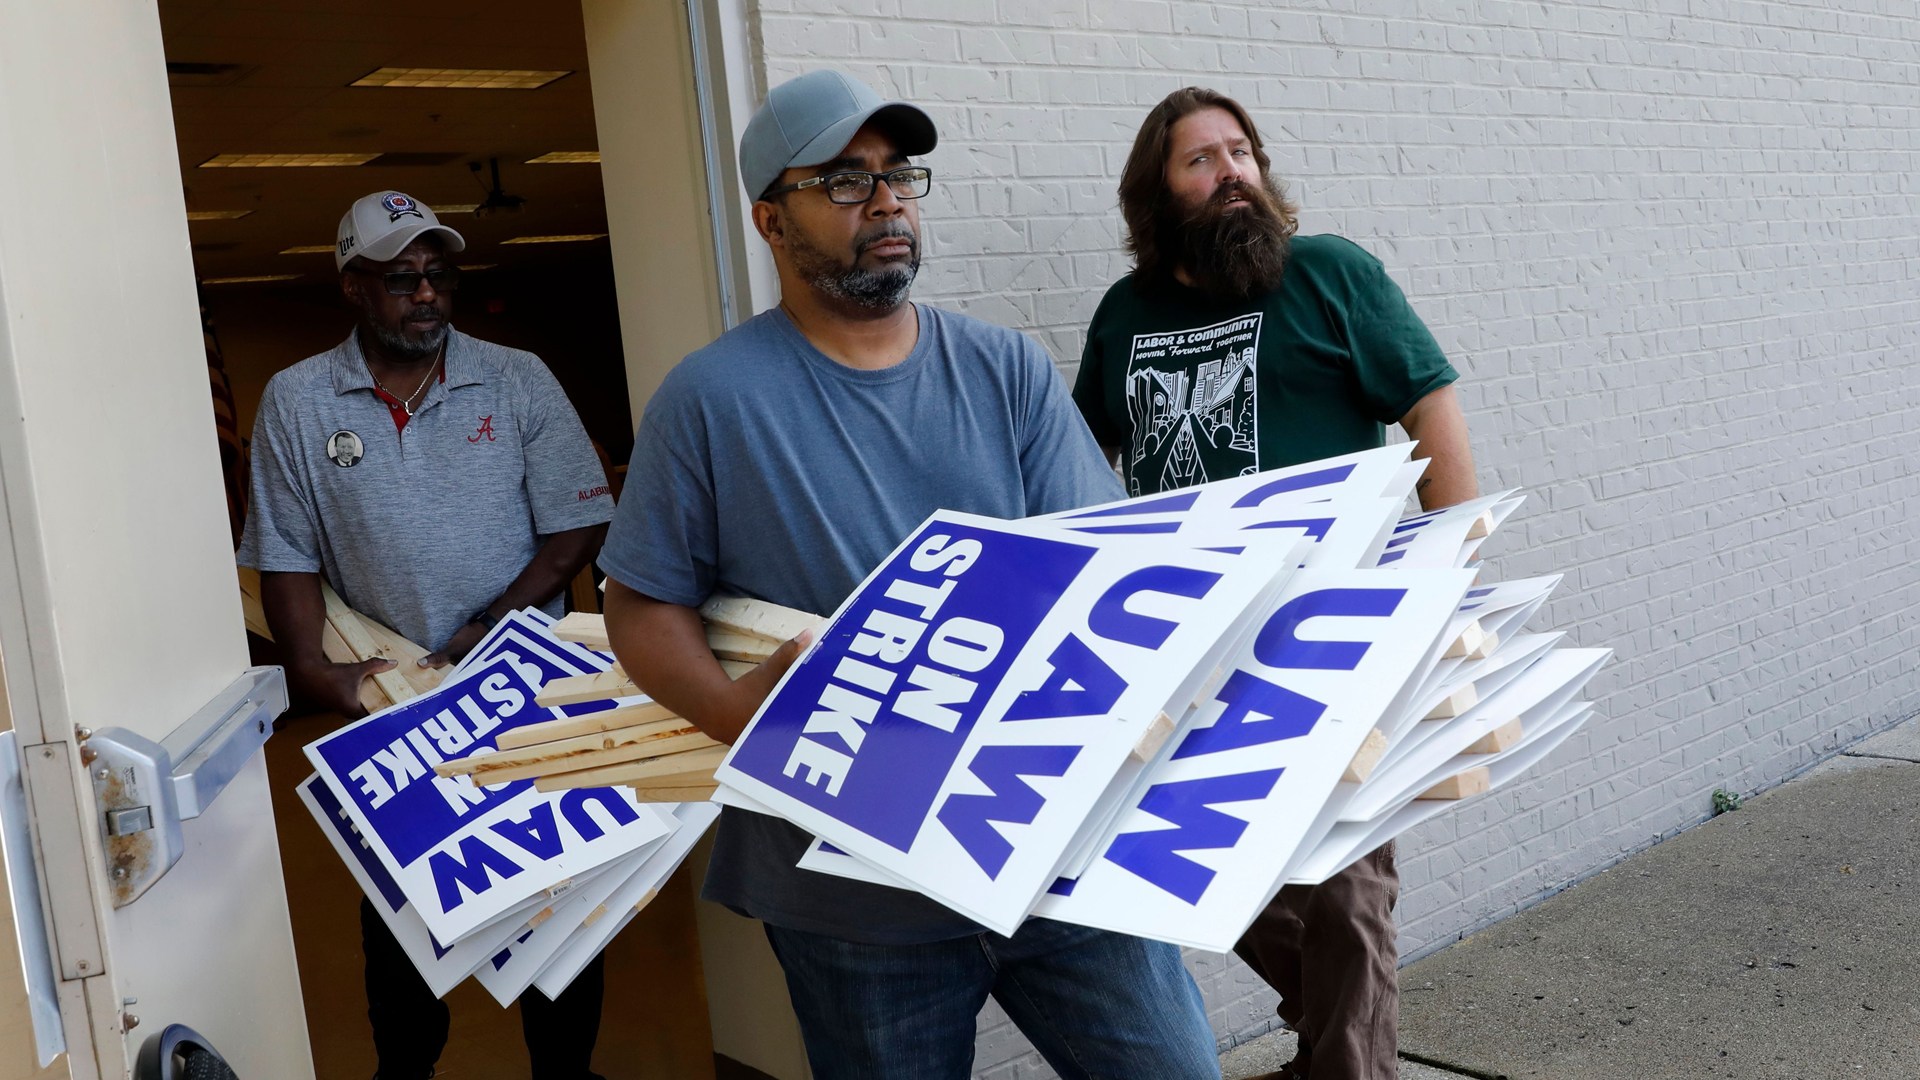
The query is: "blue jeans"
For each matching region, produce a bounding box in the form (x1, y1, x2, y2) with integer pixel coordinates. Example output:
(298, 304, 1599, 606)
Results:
(763, 917, 1222, 1080)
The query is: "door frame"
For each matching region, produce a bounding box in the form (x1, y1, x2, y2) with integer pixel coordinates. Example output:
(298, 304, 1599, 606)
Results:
(0, 1, 788, 1075)
(580, 3, 809, 1077)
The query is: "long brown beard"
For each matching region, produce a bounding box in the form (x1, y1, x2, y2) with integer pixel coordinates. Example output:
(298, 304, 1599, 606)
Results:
(1164, 177, 1293, 300)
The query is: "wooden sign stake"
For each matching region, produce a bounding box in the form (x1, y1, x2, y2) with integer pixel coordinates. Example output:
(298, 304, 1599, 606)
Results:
(1463, 718, 1523, 755)
(1423, 683, 1480, 720)
(1342, 728, 1390, 784)
(1417, 766, 1492, 801)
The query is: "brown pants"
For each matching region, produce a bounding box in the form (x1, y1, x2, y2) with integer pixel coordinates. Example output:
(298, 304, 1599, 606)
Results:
(1233, 842, 1399, 1080)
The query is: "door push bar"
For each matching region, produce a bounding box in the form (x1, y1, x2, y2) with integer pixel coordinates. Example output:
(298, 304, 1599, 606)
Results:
(82, 667, 288, 907)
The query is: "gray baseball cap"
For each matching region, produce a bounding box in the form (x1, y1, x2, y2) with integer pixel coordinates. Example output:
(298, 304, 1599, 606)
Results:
(739, 70, 937, 202)
(335, 191, 467, 271)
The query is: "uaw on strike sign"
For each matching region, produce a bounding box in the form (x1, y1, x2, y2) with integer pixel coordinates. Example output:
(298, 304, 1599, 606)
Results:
(1032, 568, 1474, 951)
(307, 655, 673, 944)
(715, 510, 1307, 933)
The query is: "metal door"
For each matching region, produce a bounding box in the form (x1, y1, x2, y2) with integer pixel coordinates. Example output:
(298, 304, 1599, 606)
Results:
(0, 2, 312, 1077)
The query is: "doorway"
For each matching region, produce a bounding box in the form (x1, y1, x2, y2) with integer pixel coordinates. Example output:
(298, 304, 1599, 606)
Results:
(161, 2, 713, 1077)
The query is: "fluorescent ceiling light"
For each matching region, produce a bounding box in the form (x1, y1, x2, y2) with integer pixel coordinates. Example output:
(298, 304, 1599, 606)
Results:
(353, 67, 571, 90)
(525, 151, 599, 164)
(279, 245, 335, 254)
(499, 234, 607, 245)
(434, 203, 480, 215)
(199, 152, 380, 168)
(186, 209, 253, 221)
(201, 274, 301, 284)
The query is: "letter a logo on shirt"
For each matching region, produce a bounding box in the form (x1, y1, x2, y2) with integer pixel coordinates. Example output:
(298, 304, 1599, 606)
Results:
(469, 416, 495, 443)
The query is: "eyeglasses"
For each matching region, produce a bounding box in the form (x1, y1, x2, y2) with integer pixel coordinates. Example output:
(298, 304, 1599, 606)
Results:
(353, 267, 462, 296)
(763, 166, 933, 205)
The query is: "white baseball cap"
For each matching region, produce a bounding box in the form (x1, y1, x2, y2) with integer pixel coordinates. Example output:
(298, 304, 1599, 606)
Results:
(335, 191, 467, 271)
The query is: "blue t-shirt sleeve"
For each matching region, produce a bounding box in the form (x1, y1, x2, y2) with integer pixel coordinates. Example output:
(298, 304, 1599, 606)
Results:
(597, 383, 719, 608)
(1014, 334, 1127, 515)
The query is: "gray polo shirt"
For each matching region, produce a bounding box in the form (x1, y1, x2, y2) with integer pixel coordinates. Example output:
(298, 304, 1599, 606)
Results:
(238, 328, 613, 652)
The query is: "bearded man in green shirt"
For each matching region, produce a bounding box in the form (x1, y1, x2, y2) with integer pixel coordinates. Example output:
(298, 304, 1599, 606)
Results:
(1072, 87, 1480, 1080)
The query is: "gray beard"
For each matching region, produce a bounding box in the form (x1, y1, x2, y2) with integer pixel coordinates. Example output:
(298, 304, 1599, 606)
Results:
(361, 312, 448, 360)
(789, 222, 919, 310)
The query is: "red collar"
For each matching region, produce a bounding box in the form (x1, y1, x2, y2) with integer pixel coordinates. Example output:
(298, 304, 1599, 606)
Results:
(370, 365, 447, 432)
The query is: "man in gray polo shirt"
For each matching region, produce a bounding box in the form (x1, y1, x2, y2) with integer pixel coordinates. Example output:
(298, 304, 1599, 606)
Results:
(238, 191, 614, 1080)
(598, 71, 1221, 1079)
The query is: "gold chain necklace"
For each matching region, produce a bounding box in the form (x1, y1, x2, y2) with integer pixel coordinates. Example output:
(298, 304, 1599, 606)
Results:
(366, 342, 444, 417)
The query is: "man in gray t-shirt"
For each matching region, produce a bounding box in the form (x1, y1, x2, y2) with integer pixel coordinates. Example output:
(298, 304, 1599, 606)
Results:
(599, 71, 1221, 1079)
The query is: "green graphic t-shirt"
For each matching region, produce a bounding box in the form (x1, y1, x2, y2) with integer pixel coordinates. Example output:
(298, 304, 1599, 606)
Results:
(1072, 234, 1456, 497)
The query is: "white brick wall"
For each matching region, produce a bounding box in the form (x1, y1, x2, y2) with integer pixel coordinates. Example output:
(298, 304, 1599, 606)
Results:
(742, 0, 1920, 1072)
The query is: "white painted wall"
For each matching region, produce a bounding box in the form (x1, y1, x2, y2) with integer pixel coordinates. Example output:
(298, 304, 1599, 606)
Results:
(735, 0, 1920, 1072)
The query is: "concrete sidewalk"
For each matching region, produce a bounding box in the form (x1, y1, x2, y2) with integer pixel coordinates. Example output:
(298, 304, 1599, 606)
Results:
(1221, 715, 1920, 1080)
(1398, 715, 1919, 1080)
(1221, 1028, 1457, 1079)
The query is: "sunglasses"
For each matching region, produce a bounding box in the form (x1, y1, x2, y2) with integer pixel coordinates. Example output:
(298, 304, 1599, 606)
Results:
(353, 266, 462, 296)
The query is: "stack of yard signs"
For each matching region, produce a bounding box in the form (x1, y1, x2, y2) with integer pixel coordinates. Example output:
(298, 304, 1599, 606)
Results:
(748, 445, 1608, 949)
(294, 602, 724, 1004)
(300, 442, 1607, 973)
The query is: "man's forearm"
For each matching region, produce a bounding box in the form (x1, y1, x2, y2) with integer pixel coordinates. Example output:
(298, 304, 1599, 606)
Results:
(259, 571, 330, 667)
(260, 569, 395, 717)
(479, 523, 607, 622)
(421, 523, 608, 664)
(602, 578, 767, 745)
(1399, 384, 1479, 510)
